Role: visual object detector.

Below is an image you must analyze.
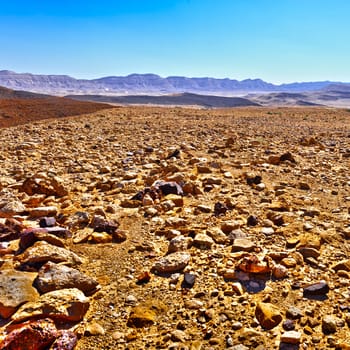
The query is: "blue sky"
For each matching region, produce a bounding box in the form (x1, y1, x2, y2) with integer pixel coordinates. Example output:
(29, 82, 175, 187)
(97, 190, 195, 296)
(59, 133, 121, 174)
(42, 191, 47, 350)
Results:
(0, 0, 349, 83)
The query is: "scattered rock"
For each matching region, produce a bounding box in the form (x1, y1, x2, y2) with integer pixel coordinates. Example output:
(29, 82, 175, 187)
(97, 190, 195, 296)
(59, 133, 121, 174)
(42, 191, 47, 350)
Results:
(255, 302, 283, 330)
(85, 322, 105, 336)
(152, 252, 191, 273)
(280, 330, 301, 344)
(322, 316, 338, 334)
(193, 233, 214, 249)
(232, 238, 255, 252)
(0, 190, 26, 217)
(20, 173, 68, 197)
(303, 281, 329, 297)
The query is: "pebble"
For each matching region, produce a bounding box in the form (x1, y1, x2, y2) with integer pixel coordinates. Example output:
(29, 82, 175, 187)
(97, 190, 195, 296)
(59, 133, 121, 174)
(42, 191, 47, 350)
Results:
(286, 306, 303, 319)
(152, 252, 191, 273)
(303, 281, 329, 297)
(232, 238, 256, 252)
(85, 322, 105, 336)
(261, 227, 274, 235)
(282, 319, 295, 330)
(193, 233, 214, 249)
(280, 331, 301, 344)
(322, 315, 338, 334)
(255, 302, 282, 330)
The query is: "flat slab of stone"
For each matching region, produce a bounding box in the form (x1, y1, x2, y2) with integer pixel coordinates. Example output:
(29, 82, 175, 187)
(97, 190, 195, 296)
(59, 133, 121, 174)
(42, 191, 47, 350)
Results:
(152, 252, 190, 273)
(29, 206, 58, 218)
(11, 288, 89, 323)
(34, 262, 99, 296)
(232, 238, 256, 252)
(0, 269, 39, 318)
(280, 331, 301, 344)
(16, 241, 83, 268)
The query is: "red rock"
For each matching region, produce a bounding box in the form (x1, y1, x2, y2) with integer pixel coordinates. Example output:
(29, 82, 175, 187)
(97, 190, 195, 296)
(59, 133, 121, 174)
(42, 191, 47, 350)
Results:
(0, 318, 57, 350)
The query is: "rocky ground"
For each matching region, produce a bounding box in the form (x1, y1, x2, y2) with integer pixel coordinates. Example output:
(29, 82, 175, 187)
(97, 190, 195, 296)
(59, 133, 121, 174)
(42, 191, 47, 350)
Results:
(0, 106, 350, 349)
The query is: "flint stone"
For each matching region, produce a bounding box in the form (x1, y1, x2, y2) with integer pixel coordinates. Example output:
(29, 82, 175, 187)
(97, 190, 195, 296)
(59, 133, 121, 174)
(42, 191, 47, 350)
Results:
(34, 262, 99, 296)
(85, 322, 105, 336)
(16, 241, 83, 268)
(303, 281, 329, 297)
(206, 228, 228, 244)
(255, 302, 282, 330)
(90, 231, 112, 243)
(183, 273, 196, 288)
(297, 247, 320, 259)
(90, 215, 119, 234)
(196, 204, 212, 213)
(153, 180, 183, 196)
(286, 306, 303, 319)
(44, 226, 71, 238)
(0, 318, 57, 350)
(221, 221, 241, 234)
(66, 211, 90, 230)
(152, 252, 190, 273)
(39, 217, 56, 228)
(0, 270, 39, 318)
(11, 288, 89, 323)
(261, 227, 274, 236)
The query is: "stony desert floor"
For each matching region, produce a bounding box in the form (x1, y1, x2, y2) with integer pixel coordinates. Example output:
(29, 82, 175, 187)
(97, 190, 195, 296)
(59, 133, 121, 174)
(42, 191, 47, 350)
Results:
(0, 106, 350, 349)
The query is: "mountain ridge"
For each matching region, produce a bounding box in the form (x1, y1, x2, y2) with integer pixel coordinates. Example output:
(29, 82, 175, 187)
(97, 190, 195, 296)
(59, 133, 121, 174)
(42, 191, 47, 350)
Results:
(1, 70, 349, 95)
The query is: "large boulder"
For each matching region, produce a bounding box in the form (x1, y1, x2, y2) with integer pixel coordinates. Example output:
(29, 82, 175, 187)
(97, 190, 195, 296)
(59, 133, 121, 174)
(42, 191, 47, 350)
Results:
(11, 288, 89, 323)
(34, 262, 99, 296)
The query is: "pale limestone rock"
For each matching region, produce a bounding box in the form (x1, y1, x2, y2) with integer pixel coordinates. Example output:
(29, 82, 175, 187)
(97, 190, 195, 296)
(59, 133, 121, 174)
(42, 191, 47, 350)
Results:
(193, 233, 214, 249)
(11, 288, 89, 322)
(0, 189, 26, 217)
(34, 262, 99, 296)
(16, 241, 83, 267)
(152, 252, 191, 273)
(280, 331, 301, 344)
(0, 270, 39, 318)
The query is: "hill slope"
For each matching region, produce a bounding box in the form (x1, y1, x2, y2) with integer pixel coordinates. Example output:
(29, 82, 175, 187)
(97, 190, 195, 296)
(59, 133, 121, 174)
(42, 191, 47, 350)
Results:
(66, 92, 260, 108)
(0, 86, 114, 128)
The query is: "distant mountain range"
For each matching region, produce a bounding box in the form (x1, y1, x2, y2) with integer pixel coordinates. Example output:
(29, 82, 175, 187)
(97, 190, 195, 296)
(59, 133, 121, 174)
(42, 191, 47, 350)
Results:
(1, 70, 350, 96)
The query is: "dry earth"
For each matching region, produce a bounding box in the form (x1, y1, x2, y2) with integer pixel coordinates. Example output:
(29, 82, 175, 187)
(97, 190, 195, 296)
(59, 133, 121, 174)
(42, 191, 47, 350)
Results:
(0, 106, 350, 350)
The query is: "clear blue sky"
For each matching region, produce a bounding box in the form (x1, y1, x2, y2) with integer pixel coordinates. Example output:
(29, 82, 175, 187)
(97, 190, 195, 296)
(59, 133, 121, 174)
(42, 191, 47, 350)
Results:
(1, 0, 349, 83)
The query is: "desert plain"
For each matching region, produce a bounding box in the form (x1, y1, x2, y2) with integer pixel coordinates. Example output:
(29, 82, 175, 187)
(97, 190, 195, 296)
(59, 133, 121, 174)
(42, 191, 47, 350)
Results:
(0, 104, 350, 349)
